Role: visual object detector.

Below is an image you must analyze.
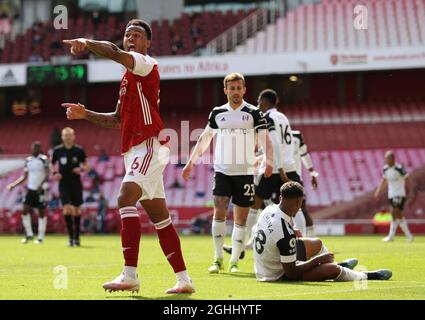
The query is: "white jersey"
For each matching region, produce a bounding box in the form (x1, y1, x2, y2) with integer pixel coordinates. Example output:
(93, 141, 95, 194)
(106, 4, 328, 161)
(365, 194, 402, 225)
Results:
(253, 204, 297, 282)
(24, 154, 48, 191)
(259, 108, 295, 174)
(206, 101, 267, 176)
(383, 164, 408, 198)
(292, 130, 308, 178)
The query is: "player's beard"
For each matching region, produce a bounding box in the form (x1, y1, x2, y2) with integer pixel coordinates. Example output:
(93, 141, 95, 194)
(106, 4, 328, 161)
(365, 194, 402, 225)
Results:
(231, 95, 242, 104)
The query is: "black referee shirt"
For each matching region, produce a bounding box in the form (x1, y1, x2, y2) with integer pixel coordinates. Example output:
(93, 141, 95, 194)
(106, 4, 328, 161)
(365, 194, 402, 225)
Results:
(51, 144, 87, 182)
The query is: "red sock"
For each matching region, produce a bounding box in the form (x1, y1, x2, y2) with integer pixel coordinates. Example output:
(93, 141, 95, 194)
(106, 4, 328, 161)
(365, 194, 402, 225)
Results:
(155, 218, 187, 273)
(120, 207, 141, 267)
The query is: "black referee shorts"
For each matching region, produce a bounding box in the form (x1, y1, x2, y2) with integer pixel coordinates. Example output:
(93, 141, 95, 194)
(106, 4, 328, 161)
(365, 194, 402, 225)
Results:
(213, 172, 255, 207)
(59, 180, 83, 207)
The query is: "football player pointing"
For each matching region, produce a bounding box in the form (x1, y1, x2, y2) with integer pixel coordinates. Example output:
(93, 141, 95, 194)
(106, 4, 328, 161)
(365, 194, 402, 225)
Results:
(62, 19, 194, 294)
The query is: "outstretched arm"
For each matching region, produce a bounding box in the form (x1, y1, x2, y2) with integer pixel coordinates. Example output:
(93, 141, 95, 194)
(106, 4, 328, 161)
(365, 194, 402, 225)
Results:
(61, 100, 121, 129)
(63, 38, 134, 70)
(7, 172, 28, 191)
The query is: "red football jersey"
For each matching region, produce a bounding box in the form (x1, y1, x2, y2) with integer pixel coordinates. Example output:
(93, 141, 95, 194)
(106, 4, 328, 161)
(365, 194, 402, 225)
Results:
(118, 52, 164, 154)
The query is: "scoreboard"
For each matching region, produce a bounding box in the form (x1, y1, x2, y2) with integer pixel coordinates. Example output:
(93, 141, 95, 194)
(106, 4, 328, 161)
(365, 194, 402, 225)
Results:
(27, 64, 87, 86)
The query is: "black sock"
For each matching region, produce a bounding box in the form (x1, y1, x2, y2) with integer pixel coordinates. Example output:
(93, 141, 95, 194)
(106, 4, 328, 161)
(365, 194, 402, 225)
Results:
(366, 272, 379, 280)
(74, 216, 81, 241)
(65, 215, 74, 240)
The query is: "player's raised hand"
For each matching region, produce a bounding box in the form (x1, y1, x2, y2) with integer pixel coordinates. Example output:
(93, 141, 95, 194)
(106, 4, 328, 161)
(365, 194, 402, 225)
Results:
(182, 162, 193, 181)
(6, 184, 14, 191)
(61, 103, 87, 120)
(63, 38, 88, 55)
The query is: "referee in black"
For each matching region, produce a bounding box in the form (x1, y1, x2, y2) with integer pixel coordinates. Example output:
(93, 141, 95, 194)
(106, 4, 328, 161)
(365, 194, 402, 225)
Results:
(51, 127, 89, 247)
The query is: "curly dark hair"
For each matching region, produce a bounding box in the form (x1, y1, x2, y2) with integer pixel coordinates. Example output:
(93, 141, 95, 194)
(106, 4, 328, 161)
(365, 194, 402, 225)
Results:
(126, 19, 152, 40)
(280, 181, 304, 199)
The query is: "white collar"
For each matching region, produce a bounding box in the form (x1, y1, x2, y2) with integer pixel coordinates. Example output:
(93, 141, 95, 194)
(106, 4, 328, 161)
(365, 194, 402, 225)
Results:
(265, 107, 277, 114)
(274, 204, 293, 224)
(226, 100, 246, 111)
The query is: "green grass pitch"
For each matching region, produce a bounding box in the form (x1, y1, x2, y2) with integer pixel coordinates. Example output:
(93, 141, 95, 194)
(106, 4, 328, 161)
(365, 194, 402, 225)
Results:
(0, 235, 424, 300)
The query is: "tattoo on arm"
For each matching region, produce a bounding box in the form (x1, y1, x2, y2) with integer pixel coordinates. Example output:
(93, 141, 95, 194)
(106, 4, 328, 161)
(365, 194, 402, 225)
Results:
(86, 40, 121, 60)
(85, 40, 133, 69)
(85, 101, 121, 129)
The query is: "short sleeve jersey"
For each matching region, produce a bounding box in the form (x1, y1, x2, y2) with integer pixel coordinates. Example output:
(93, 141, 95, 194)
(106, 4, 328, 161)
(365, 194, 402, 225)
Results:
(24, 154, 48, 191)
(51, 144, 87, 181)
(383, 164, 408, 198)
(253, 204, 297, 281)
(206, 101, 267, 176)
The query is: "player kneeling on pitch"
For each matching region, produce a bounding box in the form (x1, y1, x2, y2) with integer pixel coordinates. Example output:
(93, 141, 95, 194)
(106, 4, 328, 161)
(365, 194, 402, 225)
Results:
(253, 181, 393, 282)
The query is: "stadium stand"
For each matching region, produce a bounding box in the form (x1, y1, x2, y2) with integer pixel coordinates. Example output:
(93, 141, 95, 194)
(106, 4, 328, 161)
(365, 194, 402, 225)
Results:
(2, 105, 425, 155)
(314, 163, 425, 229)
(0, 116, 121, 155)
(303, 148, 425, 207)
(285, 99, 425, 125)
(235, 0, 425, 54)
(1, 148, 424, 211)
(1, 1, 424, 235)
(0, 9, 255, 63)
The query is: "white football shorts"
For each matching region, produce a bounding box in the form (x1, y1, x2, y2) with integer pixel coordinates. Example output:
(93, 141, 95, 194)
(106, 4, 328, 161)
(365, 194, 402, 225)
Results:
(122, 137, 170, 201)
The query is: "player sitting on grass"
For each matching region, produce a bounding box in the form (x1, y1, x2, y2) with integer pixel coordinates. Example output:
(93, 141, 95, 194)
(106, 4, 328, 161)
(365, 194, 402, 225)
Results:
(253, 181, 393, 282)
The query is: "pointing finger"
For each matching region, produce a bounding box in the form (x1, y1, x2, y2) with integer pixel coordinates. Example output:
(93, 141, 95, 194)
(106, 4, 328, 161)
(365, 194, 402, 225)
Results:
(61, 103, 79, 108)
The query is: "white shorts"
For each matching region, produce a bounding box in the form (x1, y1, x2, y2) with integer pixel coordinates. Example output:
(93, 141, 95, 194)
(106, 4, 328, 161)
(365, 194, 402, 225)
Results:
(122, 137, 170, 201)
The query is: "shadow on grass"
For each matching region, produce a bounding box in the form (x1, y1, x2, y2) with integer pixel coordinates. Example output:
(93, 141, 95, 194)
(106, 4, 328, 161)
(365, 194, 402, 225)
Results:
(218, 272, 256, 279)
(105, 294, 197, 300)
(208, 272, 332, 287)
(267, 281, 331, 287)
(72, 245, 97, 249)
(217, 272, 333, 287)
